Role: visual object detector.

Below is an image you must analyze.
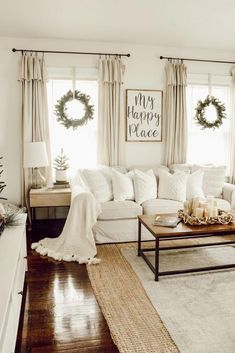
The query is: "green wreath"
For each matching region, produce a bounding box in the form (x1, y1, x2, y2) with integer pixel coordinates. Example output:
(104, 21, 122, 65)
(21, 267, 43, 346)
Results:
(54, 90, 94, 130)
(194, 95, 226, 129)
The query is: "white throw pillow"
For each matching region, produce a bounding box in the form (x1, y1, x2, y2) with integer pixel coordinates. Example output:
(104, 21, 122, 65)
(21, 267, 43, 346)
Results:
(112, 169, 134, 201)
(158, 171, 188, 202)
(82, 169, 113, 202)
(186, 169, 205, 200)
(192, 165, 226, 197)
(170, 163, 192, 174)
(133, 169, 157, 204)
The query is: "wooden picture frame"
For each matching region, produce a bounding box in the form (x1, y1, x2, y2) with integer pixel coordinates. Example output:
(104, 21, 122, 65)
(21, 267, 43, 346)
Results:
(125, 89, 163, 142)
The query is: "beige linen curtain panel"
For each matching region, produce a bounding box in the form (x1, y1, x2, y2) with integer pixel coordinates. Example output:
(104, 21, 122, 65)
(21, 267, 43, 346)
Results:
(164, 62, 188, 166)
(229, 68, 235, 184)
(20, 53, 51, 208)
(97, 57, 125, 166)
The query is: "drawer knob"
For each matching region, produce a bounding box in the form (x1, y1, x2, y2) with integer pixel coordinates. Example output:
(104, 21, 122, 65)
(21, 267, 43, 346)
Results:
(18, 290, 23, 295)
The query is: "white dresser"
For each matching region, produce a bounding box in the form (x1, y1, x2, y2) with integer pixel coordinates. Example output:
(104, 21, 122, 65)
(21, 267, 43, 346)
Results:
(0, 214, 27, 353)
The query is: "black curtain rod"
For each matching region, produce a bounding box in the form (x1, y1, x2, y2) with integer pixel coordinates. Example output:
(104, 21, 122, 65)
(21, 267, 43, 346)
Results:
(12, 48, 130, 57)
(160, 55, 235, 65)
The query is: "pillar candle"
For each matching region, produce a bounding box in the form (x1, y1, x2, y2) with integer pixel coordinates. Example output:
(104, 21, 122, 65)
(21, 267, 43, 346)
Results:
(183, 200, 190, 214)
(212, 207, 218, 217)
(204, 208, 209, 218)
(192, 198, 201, 215)
(207, 207, 213, 217)
(195, 208, 204, 218)
(199, 201, 208, 210)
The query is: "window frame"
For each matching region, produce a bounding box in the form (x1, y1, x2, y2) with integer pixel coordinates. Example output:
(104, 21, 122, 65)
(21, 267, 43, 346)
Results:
(186, 73, 233, 170)
(47, 67, 99, 176)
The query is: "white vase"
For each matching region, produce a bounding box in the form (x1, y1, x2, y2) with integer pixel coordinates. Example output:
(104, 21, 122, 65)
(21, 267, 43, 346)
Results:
(55, 170, 68, 182)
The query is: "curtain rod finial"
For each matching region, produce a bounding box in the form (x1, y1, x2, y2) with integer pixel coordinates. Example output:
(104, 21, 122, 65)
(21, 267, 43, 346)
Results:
(160, 56, 163, 59)
(12, 48, 16, 52)
(127, 53, 131, 57)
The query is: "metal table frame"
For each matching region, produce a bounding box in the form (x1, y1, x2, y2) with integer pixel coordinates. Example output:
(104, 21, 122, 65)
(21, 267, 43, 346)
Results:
(138, 218, 235, 281)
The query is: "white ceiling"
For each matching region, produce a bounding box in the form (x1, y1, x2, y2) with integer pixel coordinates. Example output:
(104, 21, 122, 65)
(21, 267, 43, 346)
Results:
(1, 0, 235, 51)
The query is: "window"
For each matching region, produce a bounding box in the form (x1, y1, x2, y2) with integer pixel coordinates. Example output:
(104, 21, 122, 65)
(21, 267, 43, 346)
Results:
(186, 74, 232, 171)
(47, 68, 98, 176)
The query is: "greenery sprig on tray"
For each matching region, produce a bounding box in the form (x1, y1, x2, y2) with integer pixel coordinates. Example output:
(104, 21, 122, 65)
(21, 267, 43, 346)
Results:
(54, 90, 94, 130)
(194, 95, 226, 130)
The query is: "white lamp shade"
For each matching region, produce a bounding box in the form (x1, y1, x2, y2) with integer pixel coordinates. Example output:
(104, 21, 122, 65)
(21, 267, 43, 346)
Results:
(24, 142, 49, 168)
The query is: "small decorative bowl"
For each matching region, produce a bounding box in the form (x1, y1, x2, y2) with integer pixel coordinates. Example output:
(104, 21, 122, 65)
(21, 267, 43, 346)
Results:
(177, 209, 233, 226)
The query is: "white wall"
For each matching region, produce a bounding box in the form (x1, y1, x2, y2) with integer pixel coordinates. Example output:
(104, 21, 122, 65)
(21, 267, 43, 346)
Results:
(1, 36, 235, 203)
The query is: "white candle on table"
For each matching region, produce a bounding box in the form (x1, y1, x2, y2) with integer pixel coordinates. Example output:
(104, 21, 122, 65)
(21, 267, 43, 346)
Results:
(199, 201, 208, 210)
(204, 208, 209, 218)
(212, 207, 218, 217)
(184, 200, 190, 214)
(195, 207, 204, 218)
(192, 198, 201, 215)
(207, 207, 213, 217)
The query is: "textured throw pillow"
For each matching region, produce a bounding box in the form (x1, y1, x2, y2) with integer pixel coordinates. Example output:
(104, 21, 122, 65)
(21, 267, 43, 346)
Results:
(192, 165, 226, 197)
(186, 169, 205, 200)
(133, 169, 157, 205)
(170, 163, 192, 174)
(158, 171, 188, 202)
(82, 169, 113, 202)
(112, 169, 134, 201)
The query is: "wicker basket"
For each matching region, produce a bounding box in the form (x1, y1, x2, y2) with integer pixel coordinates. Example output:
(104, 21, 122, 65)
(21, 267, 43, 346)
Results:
(178, 209, 233, 226)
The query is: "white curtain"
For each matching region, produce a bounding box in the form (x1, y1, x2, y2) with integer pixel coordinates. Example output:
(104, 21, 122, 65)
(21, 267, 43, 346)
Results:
(97, 57, 125, 166)
(163, 62, 188, 166)
(19, 52, 51, 208)
(229, 68, 235, 183)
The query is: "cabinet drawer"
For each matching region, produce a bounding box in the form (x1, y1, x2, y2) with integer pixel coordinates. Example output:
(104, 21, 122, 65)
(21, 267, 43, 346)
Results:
(1, 242, 26, 353)
(0, 215, 27, 353)
(30, 192, 71, 207)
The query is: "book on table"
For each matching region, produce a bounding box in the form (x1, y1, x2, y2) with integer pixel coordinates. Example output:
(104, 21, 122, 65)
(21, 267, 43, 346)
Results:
(153, 215, 181, 228)
(53, 181, 70, 189)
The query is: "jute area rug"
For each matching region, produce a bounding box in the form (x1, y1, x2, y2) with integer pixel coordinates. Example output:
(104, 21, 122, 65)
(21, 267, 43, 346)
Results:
(87, 243, 179, 353)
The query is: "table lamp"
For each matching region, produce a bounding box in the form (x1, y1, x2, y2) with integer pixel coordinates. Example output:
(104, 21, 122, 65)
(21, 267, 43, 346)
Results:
(24, 142, 49, 189)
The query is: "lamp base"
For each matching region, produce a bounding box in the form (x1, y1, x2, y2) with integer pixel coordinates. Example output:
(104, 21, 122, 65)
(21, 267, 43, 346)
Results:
(31, 167, 46, 189)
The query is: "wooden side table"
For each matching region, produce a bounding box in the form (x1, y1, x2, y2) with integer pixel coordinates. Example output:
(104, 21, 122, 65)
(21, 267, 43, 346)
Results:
(29, 188, 71, 222)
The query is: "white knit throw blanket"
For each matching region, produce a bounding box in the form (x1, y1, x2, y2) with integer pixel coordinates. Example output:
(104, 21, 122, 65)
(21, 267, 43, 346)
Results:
(31, 185, 101, 265)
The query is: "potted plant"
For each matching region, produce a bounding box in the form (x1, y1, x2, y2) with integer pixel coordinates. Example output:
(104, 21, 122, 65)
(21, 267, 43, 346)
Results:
(53, 149, 69, 182)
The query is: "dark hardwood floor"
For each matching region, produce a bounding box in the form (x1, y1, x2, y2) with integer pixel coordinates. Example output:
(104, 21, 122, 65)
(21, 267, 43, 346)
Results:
(15, 220, 118, 353)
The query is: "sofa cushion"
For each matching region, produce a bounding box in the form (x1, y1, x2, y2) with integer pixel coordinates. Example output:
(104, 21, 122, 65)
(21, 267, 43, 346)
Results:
(134, 169, 157, 205)
(214, 198, 231, 212)
(187, 169, 205, 200)
(129, 165, 169, 176)
(192, 165, 226, 198)
(98, 201, 143, 220)
(158, 171, 188, 202)
(142, 198, 183, 215)
(112, 169, 134, 201)
(170, 163, 192, 174)
(82, 168, 113, 202)
(133, 169, 157, 204)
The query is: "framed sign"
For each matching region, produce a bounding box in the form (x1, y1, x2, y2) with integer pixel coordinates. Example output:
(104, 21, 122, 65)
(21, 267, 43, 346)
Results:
(126, 89, 163, 142)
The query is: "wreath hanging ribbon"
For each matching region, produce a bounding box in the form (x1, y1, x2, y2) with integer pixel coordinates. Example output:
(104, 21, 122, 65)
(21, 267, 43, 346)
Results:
(54, 90, 94, 130)
(194, 95, 226, 130)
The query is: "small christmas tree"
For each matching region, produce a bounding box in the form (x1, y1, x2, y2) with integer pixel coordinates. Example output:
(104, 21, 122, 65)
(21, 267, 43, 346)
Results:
(0, 157, 6, 200)
(53, 149, 69, 171)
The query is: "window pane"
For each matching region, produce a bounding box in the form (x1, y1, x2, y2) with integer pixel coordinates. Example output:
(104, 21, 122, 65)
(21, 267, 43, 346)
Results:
(186, 83, 231, 171)
(47, 79, 98, 177)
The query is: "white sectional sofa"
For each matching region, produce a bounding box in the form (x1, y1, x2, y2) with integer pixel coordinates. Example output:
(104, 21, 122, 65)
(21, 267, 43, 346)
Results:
(72, 164, 235, 244)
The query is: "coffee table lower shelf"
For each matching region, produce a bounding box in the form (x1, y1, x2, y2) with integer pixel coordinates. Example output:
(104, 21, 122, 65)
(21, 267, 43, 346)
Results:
(138, 216, 235, 281)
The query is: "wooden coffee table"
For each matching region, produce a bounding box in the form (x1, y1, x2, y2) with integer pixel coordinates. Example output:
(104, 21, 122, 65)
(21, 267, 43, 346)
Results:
(138, 213, 235, 281)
